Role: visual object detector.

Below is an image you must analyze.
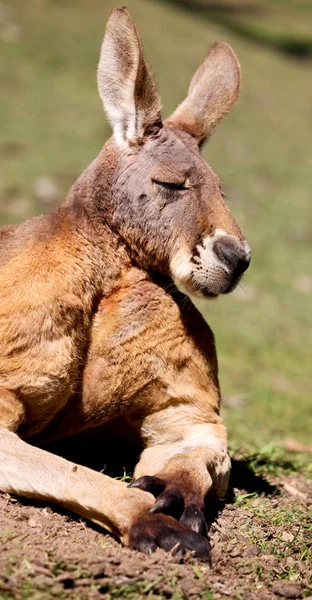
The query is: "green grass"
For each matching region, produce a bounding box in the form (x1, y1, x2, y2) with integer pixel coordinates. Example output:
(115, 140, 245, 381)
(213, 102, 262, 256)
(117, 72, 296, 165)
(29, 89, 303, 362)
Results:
(0, 0, 311, 457)
(232, 444, 312, 478)
(236, 496, 312, 577)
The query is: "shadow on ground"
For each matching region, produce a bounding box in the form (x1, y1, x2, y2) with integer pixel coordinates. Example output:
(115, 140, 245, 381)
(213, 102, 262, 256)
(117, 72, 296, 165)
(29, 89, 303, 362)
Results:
(40, 427, 279, 529)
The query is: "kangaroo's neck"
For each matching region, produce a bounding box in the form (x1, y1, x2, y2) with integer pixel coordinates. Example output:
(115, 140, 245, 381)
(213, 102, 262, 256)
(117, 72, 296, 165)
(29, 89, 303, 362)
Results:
(62, 139, 133, 298)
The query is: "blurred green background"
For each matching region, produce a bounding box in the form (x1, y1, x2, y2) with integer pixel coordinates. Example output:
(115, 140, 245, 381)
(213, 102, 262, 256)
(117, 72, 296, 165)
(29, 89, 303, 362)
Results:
(0, 0, 311, 456)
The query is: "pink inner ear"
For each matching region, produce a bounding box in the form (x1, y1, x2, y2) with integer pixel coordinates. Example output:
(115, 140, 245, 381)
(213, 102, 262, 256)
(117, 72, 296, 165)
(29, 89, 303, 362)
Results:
(98, 7, 161, 148)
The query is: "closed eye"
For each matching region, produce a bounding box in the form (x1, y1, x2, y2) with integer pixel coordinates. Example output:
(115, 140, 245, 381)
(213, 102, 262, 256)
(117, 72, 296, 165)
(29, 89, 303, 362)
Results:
(152, 179, 188, 191)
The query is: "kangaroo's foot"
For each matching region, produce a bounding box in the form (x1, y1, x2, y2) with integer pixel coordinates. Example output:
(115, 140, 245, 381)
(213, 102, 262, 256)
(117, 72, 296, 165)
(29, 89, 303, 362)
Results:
(130, 474, 209, 536)
(127, 512, 210, 559)
(131, 423, 231, 535)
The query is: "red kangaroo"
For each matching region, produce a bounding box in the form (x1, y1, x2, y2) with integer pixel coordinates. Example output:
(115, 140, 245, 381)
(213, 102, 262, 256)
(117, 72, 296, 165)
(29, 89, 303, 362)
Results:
(0, 8, 251, 559)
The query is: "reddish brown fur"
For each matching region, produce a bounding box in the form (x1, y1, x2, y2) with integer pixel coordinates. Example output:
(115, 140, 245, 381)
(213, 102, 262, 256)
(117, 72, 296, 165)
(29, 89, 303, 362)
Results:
(0, 8, 250, 557)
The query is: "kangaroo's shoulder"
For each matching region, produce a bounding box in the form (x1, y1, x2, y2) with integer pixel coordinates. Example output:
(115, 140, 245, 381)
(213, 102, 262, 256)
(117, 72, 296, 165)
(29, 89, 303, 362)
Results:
(0, 210, 69, 268)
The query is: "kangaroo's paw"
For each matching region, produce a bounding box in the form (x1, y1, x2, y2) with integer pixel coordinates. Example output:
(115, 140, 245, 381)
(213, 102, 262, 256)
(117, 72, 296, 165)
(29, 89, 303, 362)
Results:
(130, 439, 231, 536)
(129, 475, 208, 536)
(126, 511, 211, 561)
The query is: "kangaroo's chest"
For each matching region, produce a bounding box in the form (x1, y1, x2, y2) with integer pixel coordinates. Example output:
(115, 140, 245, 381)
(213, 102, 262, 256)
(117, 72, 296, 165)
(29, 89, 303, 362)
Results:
(25, 269, 217, 443)
(33, 271, 187, 441)
(78, 270, 215, 429)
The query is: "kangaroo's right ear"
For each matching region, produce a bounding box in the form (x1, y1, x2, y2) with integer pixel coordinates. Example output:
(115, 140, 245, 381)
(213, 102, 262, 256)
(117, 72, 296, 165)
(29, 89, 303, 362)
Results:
(98, 8, 162, 149)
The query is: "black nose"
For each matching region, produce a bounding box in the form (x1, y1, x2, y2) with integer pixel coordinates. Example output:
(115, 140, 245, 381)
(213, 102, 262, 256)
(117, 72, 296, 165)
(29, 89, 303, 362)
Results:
(214, 239, 250, 278)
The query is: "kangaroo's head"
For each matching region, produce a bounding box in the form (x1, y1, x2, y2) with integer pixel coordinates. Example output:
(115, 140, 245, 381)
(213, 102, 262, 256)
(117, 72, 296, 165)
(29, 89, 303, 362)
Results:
(97, 8, 251, 298)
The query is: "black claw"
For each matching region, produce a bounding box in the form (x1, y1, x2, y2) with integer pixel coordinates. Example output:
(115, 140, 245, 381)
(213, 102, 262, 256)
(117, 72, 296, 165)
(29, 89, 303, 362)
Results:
(182, 529, 211, 562)
(135, 534, 158, 555)
(150, 489, 184, 518)
(180, 504, 208, 537)
(171, 542, 183, 557)
(157, 527, 183, 552)
(158, 525, 211, 561)
(128, 476, 165, 496)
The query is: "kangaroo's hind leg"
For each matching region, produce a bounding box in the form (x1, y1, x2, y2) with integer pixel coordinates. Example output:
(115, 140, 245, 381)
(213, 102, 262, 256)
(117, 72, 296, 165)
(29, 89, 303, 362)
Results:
(0, 389, 156, 546)
(0, 425, 210, 558)
(0, 381, 210, 558)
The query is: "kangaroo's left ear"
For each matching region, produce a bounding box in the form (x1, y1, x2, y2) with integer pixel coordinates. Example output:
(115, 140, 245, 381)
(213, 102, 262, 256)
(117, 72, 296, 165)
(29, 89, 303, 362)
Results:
(166, 42, 241, 145)
(98, 8, 162, 149)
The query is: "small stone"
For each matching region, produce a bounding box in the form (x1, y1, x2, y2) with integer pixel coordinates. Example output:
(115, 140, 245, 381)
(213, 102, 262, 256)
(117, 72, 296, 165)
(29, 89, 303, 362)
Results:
(42, 507, 52, 515)
(28, 518, 39, 528)
(74, 578, 91, 586)
(230, 548, 241, 557)
(282, 531, 294, 542)
(246, 545, 260, 557)
(271, 581, 302, 598)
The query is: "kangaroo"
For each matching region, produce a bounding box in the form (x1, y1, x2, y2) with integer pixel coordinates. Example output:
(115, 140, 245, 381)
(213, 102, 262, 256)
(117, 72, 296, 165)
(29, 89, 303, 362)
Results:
(0, 8, 251, 559)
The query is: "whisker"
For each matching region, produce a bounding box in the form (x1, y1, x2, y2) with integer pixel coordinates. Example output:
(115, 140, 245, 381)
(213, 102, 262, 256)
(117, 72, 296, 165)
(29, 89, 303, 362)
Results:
(162, 281, 178, 294)
(222, 172, 239, 181)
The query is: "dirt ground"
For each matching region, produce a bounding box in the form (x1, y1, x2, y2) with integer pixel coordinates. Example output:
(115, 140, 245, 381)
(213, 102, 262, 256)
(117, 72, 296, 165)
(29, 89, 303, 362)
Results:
(0, 454, 311, 600)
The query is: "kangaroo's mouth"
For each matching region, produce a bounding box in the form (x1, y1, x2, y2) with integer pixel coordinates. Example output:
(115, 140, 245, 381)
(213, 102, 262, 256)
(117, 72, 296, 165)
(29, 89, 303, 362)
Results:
(175, 269, 242, 299)
(189, 269, 245, 298)
(170, 233, 251, 299)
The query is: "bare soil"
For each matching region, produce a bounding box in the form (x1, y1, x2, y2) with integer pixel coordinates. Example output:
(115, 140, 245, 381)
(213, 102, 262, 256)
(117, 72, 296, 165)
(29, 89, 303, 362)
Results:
(0, 452, 311, 600)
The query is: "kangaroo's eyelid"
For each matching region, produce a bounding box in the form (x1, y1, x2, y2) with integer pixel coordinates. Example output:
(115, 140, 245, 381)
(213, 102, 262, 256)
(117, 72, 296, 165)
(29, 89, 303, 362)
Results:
(152, 179, 188, 191)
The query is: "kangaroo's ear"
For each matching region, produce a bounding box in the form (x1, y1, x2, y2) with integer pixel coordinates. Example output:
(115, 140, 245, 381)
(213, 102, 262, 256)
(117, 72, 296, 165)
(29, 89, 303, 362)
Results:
(98, 8, 162, 149)
(166, 42, 241, 145)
